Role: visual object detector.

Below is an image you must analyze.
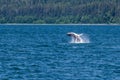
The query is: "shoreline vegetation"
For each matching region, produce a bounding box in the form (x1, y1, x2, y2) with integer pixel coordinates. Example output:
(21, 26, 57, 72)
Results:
(0, 0, 120, 24)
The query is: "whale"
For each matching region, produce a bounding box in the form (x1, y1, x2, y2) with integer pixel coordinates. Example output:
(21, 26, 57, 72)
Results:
(67, 32, 84, 43)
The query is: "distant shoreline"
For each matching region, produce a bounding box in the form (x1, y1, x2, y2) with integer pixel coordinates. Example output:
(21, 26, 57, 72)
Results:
(0, 23, 120, 26)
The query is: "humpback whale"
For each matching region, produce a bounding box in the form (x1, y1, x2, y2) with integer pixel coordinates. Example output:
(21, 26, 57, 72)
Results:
(67, 32, 90, 43)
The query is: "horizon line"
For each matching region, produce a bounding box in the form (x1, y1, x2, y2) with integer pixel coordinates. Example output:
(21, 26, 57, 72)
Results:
(0, 23, 120, 26)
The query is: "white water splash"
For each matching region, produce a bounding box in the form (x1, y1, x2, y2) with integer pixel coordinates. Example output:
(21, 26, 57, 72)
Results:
(68, 32, 90, 43)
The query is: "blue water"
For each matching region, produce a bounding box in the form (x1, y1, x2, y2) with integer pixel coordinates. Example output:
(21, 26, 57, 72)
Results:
(0, 24, 120, 80)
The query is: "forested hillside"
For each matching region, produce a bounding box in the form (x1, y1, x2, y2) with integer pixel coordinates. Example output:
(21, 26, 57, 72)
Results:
(0, 0, 120, 24)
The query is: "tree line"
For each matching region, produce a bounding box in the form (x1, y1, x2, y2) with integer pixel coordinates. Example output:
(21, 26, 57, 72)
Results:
(0, 0, 120, 24)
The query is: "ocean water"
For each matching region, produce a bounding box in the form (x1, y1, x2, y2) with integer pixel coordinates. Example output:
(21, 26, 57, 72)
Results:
(0, 24, 120, 80)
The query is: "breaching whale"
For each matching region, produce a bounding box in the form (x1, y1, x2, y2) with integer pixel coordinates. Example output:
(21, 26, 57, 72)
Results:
(67, 32, 90, 43)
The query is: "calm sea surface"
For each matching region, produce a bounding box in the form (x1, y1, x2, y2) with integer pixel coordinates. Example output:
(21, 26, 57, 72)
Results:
(0, 24, 120, 80)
